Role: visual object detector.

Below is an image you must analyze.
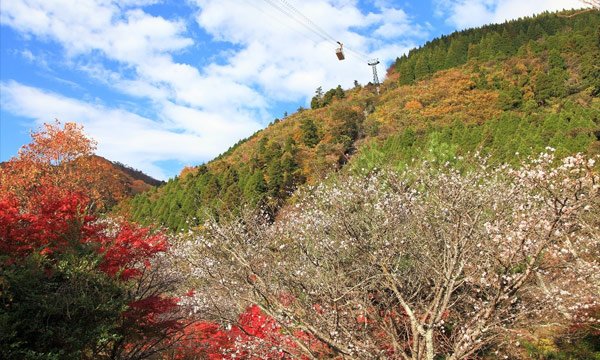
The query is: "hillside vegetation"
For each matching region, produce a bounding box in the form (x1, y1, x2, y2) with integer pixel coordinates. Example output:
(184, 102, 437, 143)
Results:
(124, 10, 599, 233)
(3, 9, 599, 360)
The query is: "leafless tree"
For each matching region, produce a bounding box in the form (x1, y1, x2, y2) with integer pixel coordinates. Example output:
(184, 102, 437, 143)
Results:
(175, 152, 599, 359)
(559, 0, 600, 17)
(581, 0, 600, 9)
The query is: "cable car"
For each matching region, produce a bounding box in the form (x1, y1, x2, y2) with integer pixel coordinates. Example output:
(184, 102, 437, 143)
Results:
(336, 41, 345, 60)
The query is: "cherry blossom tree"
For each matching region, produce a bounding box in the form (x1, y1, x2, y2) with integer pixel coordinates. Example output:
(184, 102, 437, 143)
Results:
(175, 152, 599, 359)
(581, 0, 600, 9)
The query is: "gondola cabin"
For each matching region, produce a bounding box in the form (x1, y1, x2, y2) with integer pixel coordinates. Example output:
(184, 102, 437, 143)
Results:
(336, 42, 345, 60)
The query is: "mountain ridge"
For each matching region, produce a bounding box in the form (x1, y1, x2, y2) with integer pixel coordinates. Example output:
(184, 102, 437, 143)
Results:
(121, 9, 600, 231)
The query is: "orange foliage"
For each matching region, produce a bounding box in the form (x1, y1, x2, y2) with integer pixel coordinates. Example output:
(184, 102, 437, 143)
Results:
(375, 68, 502, 136)
(1, 121, 94, 196)
(1, 121, 155, 211)
(179, 165, 196, 179)
(404, 99, 423, 110)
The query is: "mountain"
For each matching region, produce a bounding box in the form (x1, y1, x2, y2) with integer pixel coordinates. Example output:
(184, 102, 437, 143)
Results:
(83, 155, 164, 201)
(121, 9, 600, 232)
(107, 157, 164, 189)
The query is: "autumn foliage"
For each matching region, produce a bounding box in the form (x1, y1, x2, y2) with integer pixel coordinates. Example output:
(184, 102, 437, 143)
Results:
(1, 121, 318, 359)
(0, 122, 181, 359)
(167, 305, 329, 359)
(1, 121, 95, 197)
(0, 120, 158, 212)
(3, 10, 600, 358)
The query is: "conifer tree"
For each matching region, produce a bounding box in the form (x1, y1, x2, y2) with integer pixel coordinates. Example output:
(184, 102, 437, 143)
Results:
(445, 38, 467, 67)
(414, 53, 431, 80)
(300, 118, 320, 147)
(398, 60, 415, 85)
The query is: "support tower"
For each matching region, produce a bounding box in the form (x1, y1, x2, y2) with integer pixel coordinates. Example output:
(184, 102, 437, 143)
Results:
(368, 59, 380, 93)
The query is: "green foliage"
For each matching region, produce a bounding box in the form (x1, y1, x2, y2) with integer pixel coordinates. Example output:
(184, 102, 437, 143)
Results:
(498, 86, 523, 110)
(310, 86, 323, 109)
(414, 53, 431, 80)
(330, 107, 364, 152)
(128, 133, 305, 230)
(523, 335, 600, 360)
(352, 101, 599, 172)
(300, 118, 320, 148)
(394, 11, 600, 85)
(310, 85, 345, 109)
(398, 62, 415, 85)
(535, 50, 569, 105)
(1, 253, 125, 360)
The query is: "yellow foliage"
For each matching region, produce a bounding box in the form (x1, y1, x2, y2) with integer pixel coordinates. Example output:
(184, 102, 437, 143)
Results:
(404, 100, 423, 110)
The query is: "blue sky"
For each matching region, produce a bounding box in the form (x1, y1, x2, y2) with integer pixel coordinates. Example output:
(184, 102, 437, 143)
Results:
(0, 0, 584, 179)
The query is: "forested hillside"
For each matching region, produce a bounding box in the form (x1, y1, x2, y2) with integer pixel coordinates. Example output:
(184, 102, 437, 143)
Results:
(3, 7, 599, 360)
(124, 10, 599, 232)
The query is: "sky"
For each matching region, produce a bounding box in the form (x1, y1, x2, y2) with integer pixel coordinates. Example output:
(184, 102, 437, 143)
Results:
(0, 0, 586, 180)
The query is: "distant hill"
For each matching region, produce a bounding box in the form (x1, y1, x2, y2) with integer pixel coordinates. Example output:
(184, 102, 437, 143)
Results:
(1, 154, 162, 211)
(108, 158, 164, 188)
(122, 9, 600, 232)
(85, 155, 164, 197)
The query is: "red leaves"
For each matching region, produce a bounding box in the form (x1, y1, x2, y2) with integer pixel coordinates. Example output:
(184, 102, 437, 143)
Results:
(168, 305, 286, 360)
(124, 295, 181, 334)
(1, 183, 185, 355)
(0, 187, 90, 257)
(169, 321, 230, 360)
(0, 184, 167, 283)
(99, 224, 168, 280)
(236, 304, 280, 339)
(0, 121, 185, 357)
(167, 305, 332, 359)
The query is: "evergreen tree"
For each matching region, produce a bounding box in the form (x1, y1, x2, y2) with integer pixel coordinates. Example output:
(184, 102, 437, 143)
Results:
(499, 86, 523, 110)
(266, 161, 283, 198)
(300, 118, 320, 147)
(280, 152, 298, 194)
(322, 88, 337, 106)
(310, 96, 321, 109)
(497, 28, 515, 57)
(398, 60, 415, 85)
(222, 184, 242, 213)
(334, 85, 345, 99)
(467, 43, 480, 60)
(311, 86, 324, 109)
(548, 49, 566, 70)
(243, 171, 266, 203)
(414, 53, 431, 80)
(430, 45, 447, 71)
(445, 38, 467, 67)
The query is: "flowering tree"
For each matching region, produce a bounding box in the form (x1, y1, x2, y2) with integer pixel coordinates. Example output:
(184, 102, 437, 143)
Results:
(581, 0, 599, 9)
(176, 152, 599, 359)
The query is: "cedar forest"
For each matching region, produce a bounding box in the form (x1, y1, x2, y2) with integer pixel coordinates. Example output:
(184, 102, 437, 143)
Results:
(1, 8, 599, 360)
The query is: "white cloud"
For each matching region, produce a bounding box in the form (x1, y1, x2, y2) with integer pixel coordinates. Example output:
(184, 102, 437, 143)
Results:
(0, 81, 261, 180)
(1, 0, 425, 177)
(436, 0, 588, 29)
(192, 0, 424, 102)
